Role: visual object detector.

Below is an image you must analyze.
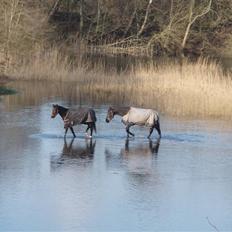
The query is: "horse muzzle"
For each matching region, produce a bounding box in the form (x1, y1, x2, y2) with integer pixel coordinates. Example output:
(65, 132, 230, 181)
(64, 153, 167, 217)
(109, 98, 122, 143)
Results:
(105, 118, 109, 123)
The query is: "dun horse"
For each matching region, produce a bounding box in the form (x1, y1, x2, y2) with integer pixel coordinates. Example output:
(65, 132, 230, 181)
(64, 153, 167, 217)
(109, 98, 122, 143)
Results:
(51, 104, 97, 138)
(105, 106, 161, 138)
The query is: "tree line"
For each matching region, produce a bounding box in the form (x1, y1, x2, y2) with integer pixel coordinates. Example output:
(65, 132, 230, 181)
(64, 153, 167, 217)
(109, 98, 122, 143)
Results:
(0, 0, 231, 71)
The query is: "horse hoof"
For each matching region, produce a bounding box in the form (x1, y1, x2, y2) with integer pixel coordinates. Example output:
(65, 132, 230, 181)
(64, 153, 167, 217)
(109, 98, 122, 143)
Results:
(85, 134, 92, 139)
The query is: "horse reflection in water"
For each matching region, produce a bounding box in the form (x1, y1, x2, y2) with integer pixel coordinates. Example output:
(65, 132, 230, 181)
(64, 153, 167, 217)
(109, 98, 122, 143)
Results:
(105, 138, 160, 175)
(51, 138, 96, 169)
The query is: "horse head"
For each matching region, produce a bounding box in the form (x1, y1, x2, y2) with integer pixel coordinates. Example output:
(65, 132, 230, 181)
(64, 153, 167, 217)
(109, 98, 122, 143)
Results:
(105, 107, 114, 123)
(51, 104, 59, 118)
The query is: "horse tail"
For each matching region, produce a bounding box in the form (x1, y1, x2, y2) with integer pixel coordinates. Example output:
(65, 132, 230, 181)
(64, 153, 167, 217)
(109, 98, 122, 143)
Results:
(89, 109, 97, 133)
(89, 109, 97, 122)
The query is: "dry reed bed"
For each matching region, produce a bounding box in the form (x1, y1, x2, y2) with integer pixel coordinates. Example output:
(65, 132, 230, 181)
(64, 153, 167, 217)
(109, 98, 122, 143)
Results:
(134, 60, 232, 118)
(9, 50, 232, 119)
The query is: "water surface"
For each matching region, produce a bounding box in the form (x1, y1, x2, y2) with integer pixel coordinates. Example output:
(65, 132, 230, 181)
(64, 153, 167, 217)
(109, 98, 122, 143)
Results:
(0, 82, 232, 231)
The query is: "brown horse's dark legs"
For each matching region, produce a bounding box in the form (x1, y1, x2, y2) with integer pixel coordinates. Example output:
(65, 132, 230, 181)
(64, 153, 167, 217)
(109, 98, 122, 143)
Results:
(126, 123, 135, 137)
(85, 124, 91, 137)
(90, 127, 93, 136)
(86, 124, 90, 133)
(86, 123, 95, 137)
(85, 123, 93, 137)
(70, 127, 76, 138)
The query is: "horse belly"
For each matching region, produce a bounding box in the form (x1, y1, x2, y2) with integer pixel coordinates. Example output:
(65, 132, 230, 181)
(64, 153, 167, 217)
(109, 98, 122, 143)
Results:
(122, 112, 146, 125)
(64, 110, 86, 127)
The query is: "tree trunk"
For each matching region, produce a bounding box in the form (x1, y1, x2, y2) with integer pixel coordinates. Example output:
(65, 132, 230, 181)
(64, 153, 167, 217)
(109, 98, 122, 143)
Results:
(181, 0, 194, 55)
(95, 0, 101, 33)
(181, 0, 212, 57)
(79, 0, 84, 38)
(137, 0, 152, 37)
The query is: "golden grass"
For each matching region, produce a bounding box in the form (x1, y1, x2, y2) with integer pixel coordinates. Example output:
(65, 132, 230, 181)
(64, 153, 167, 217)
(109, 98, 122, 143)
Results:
(133, 59, 232, 118)
(7, 49, 232, 119)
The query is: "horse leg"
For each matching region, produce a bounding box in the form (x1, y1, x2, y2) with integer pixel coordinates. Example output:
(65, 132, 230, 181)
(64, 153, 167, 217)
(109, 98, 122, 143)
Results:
(148, 126, 154, 138)
(64, 128, 68, 137)
(155, 120, 161, 137)
(70, 127, 76, 138)
(126, 123, 135, 137)
(84, 123, 93, 138)
(85, 123, 91, 137)
(90, 125, 93, 137)
(86, 124, 90, 133)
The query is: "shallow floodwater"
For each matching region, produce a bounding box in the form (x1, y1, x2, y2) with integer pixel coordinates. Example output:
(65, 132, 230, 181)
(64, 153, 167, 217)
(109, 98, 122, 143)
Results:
(0, 82, 232, 231)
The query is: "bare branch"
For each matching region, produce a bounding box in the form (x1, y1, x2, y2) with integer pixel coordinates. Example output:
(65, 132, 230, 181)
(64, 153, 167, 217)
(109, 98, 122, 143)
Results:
(48, 0, 60, 19)
(181, 0, 212, 49)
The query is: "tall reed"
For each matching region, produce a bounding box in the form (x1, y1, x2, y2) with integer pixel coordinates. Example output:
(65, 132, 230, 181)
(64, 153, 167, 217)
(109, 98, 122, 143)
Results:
(8, 49, 232, 119)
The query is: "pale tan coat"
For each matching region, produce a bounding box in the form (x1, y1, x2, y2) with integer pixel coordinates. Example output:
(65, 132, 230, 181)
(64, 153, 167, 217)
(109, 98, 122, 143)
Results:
(122, 107, 159, 126)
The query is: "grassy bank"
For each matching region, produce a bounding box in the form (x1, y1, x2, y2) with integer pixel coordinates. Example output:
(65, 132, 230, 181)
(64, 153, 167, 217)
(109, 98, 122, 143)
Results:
(8, 50, 232, 119)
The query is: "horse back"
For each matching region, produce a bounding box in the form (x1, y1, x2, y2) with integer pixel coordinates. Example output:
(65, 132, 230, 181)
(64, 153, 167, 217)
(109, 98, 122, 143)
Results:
(123, 107, 159, 126)
(64, 107, 96, 128)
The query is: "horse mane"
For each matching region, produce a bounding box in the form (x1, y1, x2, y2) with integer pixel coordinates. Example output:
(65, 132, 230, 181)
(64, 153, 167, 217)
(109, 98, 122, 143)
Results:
(112, 106, 130, 116)
(55, 104, 69, 119)
(57, 105, 68, 111)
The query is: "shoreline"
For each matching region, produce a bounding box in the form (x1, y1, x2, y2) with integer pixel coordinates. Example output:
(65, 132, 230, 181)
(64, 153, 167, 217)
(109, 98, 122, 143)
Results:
(4, 57, 232, 119)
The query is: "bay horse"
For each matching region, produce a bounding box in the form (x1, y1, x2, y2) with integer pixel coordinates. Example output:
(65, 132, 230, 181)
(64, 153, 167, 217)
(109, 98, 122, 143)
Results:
(51, 104, 97, 138)
(105, 106, 161, 138)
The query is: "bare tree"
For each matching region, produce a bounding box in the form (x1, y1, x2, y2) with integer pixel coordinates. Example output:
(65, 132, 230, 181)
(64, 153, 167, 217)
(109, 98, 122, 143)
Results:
(137, 0, 153, 37)
(181, 0, 213, 55)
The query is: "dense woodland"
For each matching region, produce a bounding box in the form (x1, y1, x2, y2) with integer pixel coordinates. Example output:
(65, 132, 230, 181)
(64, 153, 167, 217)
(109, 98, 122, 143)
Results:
(0, 0, 232, 72)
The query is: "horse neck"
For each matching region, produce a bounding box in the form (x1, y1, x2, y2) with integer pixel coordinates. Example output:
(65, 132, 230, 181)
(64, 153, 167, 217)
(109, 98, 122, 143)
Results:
(58, 106, 68, 119)
(114, 107, 130, 117)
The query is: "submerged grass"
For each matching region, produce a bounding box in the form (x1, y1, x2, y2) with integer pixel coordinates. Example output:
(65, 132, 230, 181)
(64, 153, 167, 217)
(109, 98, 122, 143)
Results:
(8, 48, 232, 119)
